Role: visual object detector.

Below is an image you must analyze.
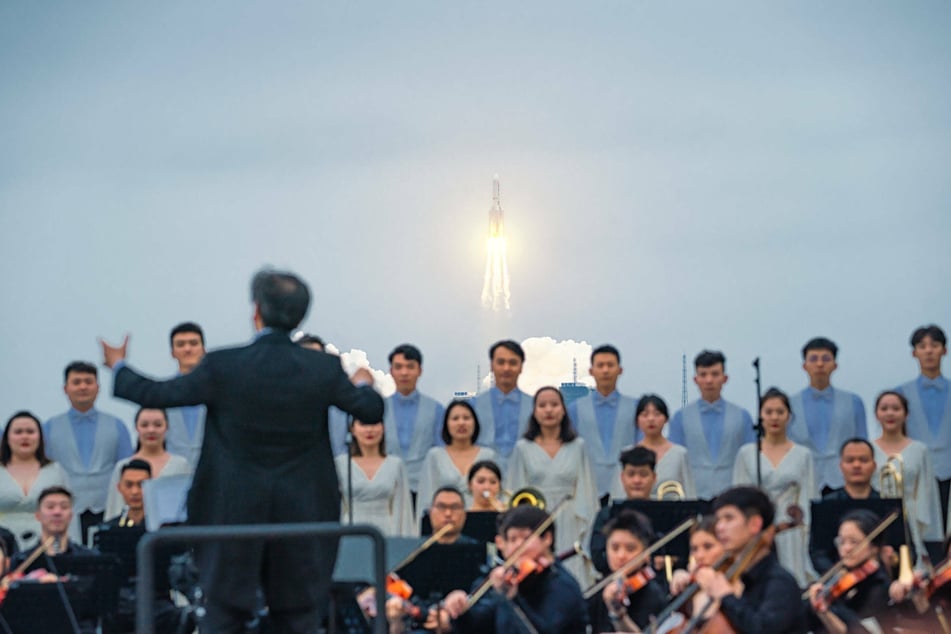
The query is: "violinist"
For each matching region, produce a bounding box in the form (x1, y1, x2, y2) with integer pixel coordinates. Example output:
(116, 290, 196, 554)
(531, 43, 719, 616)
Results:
(588, 510, 666, 633)
(443, 505, 589, 633)
(666, 515, 724, 623)
(693, 486, 807, 633)
(888, 533, 951, 632)
(806, 509, 891, 634)
(9, 485, 96, 571)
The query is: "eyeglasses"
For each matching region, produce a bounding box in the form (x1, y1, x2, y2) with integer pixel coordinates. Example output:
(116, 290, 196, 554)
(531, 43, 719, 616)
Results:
(806, 354, 834, 363)
(432, 503, 464, 513)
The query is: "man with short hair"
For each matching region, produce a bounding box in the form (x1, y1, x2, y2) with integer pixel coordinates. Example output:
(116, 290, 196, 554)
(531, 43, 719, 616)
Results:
(787, 337, 867, 495)
(384, 344, 444, 497)
(897, 324, 951, 528)
(44, 361, 133, 544)
(567, 345, 636, 505)
(103, 459, 152, 528)
(823, 438, 880, 501)
(472, 340, 533, 469)
(428, 486, 476, 545)
(693, 486, 807, 633)
(102, 267, 384, 634)
(590, 446, 657, 575)
(166, 322, 207, 468)
(11, 486, 96, 565)
(668, 351, 755, 500)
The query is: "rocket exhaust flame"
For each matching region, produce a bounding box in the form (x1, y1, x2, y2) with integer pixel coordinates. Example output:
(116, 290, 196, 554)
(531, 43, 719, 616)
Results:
(481, 175, 511, 311)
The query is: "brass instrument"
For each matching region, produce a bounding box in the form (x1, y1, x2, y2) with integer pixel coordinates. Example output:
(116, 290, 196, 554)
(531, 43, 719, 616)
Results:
(509, 487, 547, 510)
(656, 480, 686, 501)
(881, 454, 915, 586)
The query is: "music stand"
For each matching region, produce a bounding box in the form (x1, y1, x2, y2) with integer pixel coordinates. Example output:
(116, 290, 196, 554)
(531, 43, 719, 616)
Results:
(0, 579, 94, 634)
(421, 511, 499, 544)
(95, 525, 147, 582)
(810, 498, 906, 575)
(397, 542, 488, 601)
(612, 499, 713, 566)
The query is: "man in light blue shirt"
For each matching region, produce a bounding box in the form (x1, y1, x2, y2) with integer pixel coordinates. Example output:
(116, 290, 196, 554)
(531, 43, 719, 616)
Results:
(43, 361, 133, 544)
(668, 350, 755, 500)
(787, 337, 867, 495)
(383, 344, 444, 501)
(897, 324, 950, 529)
(165, 321, 207, 468)
(567, 344, 636, 505)
(472, 340, 533, 471)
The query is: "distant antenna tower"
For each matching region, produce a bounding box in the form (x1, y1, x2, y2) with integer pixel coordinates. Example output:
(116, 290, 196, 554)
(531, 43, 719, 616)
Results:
(572, 357, 578, 383)
(681, 353, 688, 409)
(476, 364, 482, 393)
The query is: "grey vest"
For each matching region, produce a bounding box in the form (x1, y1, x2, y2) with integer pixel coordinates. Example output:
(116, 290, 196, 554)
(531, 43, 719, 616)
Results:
(165, 405, 206, 470)
(682, 400, 749, 500)
(573, 393, 636, 496)
(44, 411, 123, 513)
(788, 388, 861, 490)
(901, 379, 951, 480)
(472, 389, 533, 472)
(384, 393, 439, 491)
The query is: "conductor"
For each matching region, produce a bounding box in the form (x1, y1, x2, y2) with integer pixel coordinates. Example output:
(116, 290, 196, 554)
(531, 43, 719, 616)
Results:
(101, 268, 384, 633)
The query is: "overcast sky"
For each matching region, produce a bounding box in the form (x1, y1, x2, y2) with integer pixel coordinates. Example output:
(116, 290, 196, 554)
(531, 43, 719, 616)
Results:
(2, 2, 949, 432)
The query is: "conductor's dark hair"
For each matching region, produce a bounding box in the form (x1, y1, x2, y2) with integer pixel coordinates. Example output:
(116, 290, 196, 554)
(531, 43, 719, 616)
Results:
(251, 268, 310, 331)
(442, 400, 481, 445)
(498, 505, 554, 543)
(64, 361, 97, 383)
(121, 458, 153, 477)
(802, 337, 838, 359)
(295, 333, 325, 349)
(431, 486, 465, 506)
(169, 322, 205, 347)
(712, 486, 775, 528)
(1, 411, 51, 467)
(38, 486, 73, 505)
(761, 387, 792, 414)
(524, 387, 576, 443)
(619, 445, 656, 471)
(590, 345, 621, 364)
(388, 344, 422, 366)
(602, 509, 655, 546)
(635, 394, 669, 421)
(838, 509, 886, 547)
(839, 437, 874, 458)
(694, 350, 726, 370)
(489, 340, 525, 362)
(911, 324, 947, 347)
(467, 460, 502, 484)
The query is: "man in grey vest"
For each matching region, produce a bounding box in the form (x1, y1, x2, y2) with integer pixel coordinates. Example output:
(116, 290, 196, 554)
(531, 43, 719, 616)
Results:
(383, 344, 444, 501)
(567, 344, 636, 506)
(667, 350, 755, 500)
(897, 324, 951, 530)
(472, 340, 533, 472)
(43, 361, 133, 544)
(787, 337, 867, 495)
(165, 321, 207, 468)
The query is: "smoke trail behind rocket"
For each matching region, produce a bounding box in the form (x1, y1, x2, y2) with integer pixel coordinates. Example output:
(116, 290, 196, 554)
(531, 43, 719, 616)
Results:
(481, 175, 512, 311)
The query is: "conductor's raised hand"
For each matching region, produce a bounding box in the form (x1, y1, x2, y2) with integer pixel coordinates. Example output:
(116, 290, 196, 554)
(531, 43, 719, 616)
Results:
(100, 335, 129, 369)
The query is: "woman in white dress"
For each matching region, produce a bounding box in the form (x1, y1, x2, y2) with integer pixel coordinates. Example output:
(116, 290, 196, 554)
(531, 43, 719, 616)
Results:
(336, 418, 414, 537)
(507, 386, 599, 585)
(733, 387, 817, 587)
(416, 401, 498, 522)
(0, 411, 71, 549)
(872, 390, 943, 563)
(634, 394, 696, 499)
(105, 407, 191, 520)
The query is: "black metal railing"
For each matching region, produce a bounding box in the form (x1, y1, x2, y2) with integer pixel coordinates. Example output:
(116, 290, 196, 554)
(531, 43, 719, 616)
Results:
(136, 522, 386, 634)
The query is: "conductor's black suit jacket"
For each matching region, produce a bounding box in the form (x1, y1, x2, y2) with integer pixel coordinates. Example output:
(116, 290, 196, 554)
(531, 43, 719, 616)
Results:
(113, 330, 384, 611)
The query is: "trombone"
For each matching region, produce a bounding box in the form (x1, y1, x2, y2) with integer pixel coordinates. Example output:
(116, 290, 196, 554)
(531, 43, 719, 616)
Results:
(655, 480, 686, 583)
(880, 454, 915, 586)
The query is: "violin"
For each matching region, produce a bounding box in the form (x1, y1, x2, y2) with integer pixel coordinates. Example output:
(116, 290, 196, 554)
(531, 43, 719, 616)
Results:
(811, 558, 880, 613)
(0, 537, 55, 606)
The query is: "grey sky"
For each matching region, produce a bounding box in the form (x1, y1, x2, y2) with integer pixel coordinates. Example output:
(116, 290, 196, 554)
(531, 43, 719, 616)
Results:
(2, 2, 949, 429)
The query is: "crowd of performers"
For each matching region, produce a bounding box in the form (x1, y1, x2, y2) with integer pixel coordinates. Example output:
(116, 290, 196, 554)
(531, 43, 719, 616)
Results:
(0, 320, 949, 633)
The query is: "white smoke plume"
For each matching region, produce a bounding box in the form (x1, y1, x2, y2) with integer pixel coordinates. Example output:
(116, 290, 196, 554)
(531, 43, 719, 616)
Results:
(481, 336, 597, 396)
(324, 343, 396, 397)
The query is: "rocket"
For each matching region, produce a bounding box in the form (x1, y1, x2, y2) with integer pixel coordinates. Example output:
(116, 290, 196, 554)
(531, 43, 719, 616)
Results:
(488, 174, 504, 238)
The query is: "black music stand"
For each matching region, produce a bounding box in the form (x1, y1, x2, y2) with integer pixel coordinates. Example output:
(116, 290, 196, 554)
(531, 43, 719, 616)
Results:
(809, 498, 905, 575)
(611, 499, 713, 566)
(0, 579, 95, 634)
(95, 525, 147, 582)
(397, 542, 488, 602)
(420, 511, 499, 544)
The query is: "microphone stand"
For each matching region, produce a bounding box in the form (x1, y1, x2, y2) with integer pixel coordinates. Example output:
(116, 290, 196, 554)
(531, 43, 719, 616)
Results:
(346, 415, 354, 525)
(752, 358, 764, 488)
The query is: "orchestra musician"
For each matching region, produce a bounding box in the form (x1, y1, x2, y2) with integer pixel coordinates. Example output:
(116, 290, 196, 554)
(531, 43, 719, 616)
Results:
(467, 460, 504, 512)
(587, 509, 666, 633)
(666, 515, 725, 625)
(691, 486, 807, 633)
(443, 505, 589, 633)
(806, 509, 892, 634)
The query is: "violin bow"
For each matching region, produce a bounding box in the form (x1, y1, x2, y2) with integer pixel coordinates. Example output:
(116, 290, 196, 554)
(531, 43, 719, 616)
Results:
(391, 523, 455, 573)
